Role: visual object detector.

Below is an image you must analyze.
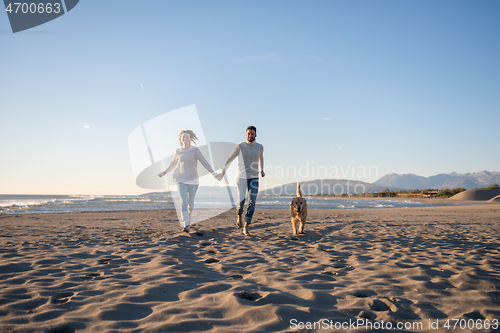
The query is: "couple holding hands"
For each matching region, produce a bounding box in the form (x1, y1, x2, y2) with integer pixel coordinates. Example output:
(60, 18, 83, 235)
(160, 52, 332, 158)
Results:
(158, 126, 265, 236)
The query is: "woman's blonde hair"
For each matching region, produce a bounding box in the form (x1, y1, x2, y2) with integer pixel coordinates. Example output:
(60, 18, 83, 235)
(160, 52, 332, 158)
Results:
(178, 130, 198, 146)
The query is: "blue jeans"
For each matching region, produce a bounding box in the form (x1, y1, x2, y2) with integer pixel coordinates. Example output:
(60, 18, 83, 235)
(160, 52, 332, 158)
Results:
(177, 183, 199, 228)
(237, 178, 259, 224)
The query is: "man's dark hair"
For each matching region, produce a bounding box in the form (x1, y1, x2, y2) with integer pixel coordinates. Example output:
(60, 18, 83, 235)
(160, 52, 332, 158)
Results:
(246, 126, 257, 134)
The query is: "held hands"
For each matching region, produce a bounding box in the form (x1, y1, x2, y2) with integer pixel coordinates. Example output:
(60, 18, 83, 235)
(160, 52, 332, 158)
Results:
(213, 172, 263, 180)
(158, 171, 166, 177)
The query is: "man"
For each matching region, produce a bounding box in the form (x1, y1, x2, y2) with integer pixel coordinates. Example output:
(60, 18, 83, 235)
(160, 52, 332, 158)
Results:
(217, 126, 265, 236)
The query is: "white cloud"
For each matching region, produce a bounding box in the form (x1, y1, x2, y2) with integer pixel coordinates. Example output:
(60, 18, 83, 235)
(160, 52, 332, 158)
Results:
(83, 125, 90, 129)
(237, 53, 280, 62)
(323, 117, 331, 121)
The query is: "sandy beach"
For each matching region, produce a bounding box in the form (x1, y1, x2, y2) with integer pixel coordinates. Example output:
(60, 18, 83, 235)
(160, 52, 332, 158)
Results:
(1, 202, 499, 333)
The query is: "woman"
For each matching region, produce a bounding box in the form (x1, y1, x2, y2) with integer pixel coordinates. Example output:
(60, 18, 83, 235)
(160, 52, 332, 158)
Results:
(158, 130, 219, 233)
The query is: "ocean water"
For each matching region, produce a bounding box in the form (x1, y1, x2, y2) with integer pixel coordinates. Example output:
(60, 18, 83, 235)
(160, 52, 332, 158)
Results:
(0, 194, 458, 215)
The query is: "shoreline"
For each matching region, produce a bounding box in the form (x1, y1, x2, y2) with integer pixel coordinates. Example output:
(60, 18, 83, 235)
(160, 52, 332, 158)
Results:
(1, 201, 496, 223)
(0, 197, 490, 217)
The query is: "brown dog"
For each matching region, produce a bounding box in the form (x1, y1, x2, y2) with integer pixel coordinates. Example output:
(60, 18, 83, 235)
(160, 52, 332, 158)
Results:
(290, 182, 307, 235)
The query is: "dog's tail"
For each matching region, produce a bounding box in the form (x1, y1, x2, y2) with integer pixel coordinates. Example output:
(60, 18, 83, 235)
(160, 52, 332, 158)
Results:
(297, 182, 302, 197)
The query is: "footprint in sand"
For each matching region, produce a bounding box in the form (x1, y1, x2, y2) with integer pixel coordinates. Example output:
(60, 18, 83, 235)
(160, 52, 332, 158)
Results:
(52, 292, 74, 304)
(98, 258, 113, 265)
(204, 258, 219, 263)
(359, 310, 377, 320)
(331, 262, 355, 271)
(98, 303, 153, 321)
(463, 311, 485, 320)
(353, 290, 377, 298)
(81, 272, 101, 280)
(237, 290, 260, 301)
(369, 299, 391, 311)
(46, 325, 75, 333)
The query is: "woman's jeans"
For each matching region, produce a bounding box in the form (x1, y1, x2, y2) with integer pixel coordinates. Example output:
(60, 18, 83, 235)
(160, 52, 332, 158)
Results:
(236, 178, 259, 224)
(177, 183, 199, 228)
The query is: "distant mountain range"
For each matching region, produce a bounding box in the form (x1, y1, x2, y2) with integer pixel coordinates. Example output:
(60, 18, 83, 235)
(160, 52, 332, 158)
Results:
(141, 171, 499, 197)
(373, 171, 500, 190)
(260, 171, 500, 195)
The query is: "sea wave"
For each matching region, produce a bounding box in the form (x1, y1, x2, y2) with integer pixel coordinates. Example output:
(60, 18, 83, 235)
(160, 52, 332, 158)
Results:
(0, 194, 459, 215)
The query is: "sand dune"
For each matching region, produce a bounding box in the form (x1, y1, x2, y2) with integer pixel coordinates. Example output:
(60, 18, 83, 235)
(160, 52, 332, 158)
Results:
(449, 189, 500, 201)
(489, 195, 500, 203)
(1, 203, 499, 332)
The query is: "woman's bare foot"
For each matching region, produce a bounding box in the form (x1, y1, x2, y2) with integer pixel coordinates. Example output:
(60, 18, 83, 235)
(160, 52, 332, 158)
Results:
(243, 224, 251, 236)
(237, 215, 243, 229)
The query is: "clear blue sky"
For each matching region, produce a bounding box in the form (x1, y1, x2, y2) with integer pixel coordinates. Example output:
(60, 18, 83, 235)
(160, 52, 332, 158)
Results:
(1, 1, 499, 195)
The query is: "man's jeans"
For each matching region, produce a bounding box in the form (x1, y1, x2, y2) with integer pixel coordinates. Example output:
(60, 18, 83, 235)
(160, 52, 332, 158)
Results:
(236, 178, 259, 224)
